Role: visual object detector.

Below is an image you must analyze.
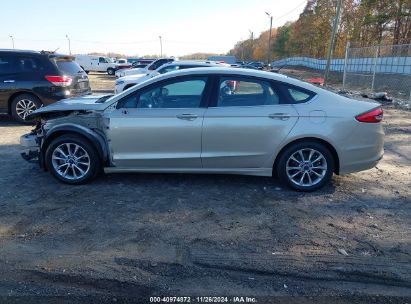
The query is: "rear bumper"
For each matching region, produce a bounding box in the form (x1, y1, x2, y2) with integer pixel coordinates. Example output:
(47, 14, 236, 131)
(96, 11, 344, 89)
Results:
(339, 150, 383, 174)
(338, 123, 384, 174)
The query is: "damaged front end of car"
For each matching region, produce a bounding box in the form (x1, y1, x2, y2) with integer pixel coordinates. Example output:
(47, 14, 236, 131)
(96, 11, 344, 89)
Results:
(20, 95, 113, 169)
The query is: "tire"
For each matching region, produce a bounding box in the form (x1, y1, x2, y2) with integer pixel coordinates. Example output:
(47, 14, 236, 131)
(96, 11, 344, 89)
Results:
(11, 94, 42, 124)
(276, 141, 334, 191)
(45, 134, 100, 185)
(107, 68, 115, 75)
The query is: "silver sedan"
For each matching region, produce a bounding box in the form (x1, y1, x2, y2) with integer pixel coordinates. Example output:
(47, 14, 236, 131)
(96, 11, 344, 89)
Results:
(21, 68, 384, 191)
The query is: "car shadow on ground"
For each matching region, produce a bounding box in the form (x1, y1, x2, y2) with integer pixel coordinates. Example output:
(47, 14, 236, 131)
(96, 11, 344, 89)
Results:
(0, 114, 24, 126)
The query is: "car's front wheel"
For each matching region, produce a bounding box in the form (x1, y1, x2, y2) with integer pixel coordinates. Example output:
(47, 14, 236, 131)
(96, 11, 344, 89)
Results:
(276, 141, 334, 191)
(45, 134, 100, 184)
(107, 68, 115, 75)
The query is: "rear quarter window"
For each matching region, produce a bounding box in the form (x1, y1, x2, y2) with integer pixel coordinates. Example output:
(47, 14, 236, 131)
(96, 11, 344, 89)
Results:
(278, 83, 316, 104)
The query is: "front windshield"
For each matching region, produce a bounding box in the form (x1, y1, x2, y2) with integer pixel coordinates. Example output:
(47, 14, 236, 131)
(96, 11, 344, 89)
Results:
(106, 58, 114, 63)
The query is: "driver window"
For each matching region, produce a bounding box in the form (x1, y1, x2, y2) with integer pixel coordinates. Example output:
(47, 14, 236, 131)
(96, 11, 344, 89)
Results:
(121, 78, 207, 109)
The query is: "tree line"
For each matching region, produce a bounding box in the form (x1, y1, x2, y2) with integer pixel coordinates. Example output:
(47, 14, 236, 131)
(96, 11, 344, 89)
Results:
(228, 0, 411, 61)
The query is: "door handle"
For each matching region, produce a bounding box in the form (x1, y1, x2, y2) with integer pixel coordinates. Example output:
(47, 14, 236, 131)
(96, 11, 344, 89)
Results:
(176, 113, 198, 121)
(3, 80, 15, 83)
(269, 113, 291, 120)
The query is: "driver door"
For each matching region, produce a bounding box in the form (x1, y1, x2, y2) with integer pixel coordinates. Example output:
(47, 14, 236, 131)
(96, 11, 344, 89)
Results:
(106, 76, 209, 169)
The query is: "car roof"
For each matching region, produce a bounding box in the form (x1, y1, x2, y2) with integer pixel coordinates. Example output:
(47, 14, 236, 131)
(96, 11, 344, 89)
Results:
(0, 49, 43, 55)
(0, 49, 73, 59)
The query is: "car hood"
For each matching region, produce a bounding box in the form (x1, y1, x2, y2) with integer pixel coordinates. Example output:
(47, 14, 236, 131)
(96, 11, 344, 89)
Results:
(29, 94, 111, 118)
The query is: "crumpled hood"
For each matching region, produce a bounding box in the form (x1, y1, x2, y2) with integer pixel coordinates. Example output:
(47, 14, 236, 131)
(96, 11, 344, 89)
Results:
(29, 94, 111, 118)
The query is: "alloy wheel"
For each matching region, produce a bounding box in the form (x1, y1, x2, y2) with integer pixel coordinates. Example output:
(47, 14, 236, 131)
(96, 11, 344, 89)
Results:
(16, 99, 37, 120)
(51, 143, 91, 180)
(286, 148, 327, 187)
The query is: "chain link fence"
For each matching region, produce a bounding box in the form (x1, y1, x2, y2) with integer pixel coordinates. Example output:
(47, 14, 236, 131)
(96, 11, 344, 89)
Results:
(342, 43, 411, 103)
(271, 43, 411, 106)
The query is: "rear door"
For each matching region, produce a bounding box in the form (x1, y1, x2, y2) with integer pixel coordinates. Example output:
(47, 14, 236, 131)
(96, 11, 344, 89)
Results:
(0, 54, 16, 110)
(53, 56, 91, 96)
(107, 76, 210, 169)
(202, 76, 299, 169)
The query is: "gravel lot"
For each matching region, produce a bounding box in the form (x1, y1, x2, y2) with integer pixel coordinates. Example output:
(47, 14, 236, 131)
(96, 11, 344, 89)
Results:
(0, 72, 410, 303)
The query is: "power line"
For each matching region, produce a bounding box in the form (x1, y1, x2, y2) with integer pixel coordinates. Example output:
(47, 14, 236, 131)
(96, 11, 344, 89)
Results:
(274, 0, 307, 21)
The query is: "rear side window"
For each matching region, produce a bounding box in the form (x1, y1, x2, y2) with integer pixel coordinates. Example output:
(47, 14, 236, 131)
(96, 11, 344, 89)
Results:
(15, 56, 44, 73)
(217, 77, 280, 107)
(53, 58, 83, 75)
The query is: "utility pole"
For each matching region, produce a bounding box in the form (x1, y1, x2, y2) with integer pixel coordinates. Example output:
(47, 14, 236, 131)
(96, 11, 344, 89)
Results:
(265, 12, 273, 66)
(65, 34, 71, 55)
(9, 35, 14, 49)
(324, 0, 342, 85)
(159, 36, 163, 57)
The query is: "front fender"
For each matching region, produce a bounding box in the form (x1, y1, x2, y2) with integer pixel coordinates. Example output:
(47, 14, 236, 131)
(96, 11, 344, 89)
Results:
(41, 123, 109, 166)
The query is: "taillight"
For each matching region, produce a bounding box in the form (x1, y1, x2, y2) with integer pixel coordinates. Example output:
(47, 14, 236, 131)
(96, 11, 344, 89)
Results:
(355, 108, 383, 123)
(45, 75, 72, 87)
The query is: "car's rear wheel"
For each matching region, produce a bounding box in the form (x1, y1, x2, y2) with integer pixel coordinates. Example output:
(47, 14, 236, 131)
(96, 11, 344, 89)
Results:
(11, 94, 42, 124)
(276, 141, 334, 191)
(45, 134, 100, 184)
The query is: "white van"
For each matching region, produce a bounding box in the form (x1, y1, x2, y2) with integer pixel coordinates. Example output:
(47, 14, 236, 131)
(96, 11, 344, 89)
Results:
(75, 55, 118, 75)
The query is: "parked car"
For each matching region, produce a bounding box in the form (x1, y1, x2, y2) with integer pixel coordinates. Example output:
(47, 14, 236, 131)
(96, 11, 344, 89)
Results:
(129, 63, 147, 70)
(20, 67, 384, 191)
(0, 49, 91, 123)
(75, 55, 118, 75)
(131, 59, 155, 67)
(115, 58, 175, 78)
(248, 61, 265, 70)
(241, 64, 259, 70)
(115, 61, 223, 93)
(207, 55, 237, 64)
(114, 58, 131, 70)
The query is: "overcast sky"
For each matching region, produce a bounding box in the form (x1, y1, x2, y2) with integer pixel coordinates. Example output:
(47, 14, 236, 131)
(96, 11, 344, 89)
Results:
(0, 0, 306, 57)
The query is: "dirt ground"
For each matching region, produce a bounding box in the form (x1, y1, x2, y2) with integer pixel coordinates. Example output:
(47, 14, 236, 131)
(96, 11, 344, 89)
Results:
(0, 71, 410, 303)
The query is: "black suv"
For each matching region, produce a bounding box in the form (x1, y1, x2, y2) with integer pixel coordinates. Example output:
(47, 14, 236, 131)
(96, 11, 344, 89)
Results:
(0, 50, 91, 123)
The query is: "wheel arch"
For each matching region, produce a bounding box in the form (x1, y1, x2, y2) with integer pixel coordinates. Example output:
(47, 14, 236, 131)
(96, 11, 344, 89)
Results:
(41, 124, 109, 169)
(273, 137, 340, 175)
